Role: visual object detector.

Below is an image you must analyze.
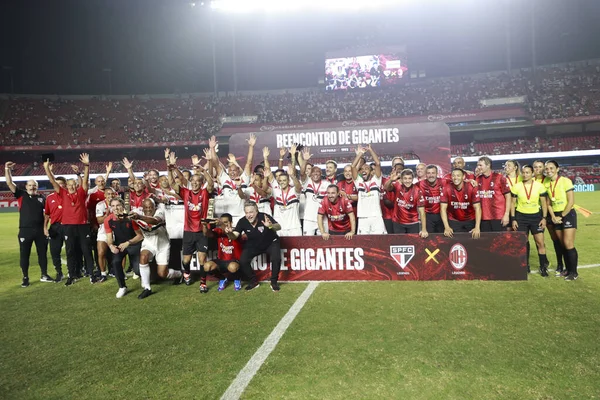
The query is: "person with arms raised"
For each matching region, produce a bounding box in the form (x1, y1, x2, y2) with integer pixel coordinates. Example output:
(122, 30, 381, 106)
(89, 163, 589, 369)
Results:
(5, 161, 53, 287)
(44, 154, 97, 285)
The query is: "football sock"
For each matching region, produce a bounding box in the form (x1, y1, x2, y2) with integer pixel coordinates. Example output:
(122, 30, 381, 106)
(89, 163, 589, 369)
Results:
(139, 264, 151, 290)
(553, 239, 564, 268)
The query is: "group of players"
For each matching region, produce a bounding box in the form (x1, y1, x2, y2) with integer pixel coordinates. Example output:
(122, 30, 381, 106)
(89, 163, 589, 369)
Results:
(5, 134, 580, 299)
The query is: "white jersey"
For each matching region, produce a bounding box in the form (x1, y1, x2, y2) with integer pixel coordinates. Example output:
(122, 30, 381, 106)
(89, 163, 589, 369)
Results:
(214, 170, 248, 218)
(242, 186, 272, 216)
(271, 184, 302, 231)
(135, 205, 169, 238)
(95, 201, 109, 236)
(302, 178, 329, 222)
(164, 203, 184, 240)
(355, 175, 383, 218)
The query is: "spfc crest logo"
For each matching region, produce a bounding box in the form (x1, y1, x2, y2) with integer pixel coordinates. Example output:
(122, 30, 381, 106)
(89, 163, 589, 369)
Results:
(390, 245, 415, 269)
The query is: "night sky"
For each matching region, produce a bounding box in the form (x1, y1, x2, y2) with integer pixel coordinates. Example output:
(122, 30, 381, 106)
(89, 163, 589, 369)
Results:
(0, 0, 599, 95)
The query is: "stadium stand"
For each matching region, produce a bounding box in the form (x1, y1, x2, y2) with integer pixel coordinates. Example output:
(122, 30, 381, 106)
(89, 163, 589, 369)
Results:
(2, 60, 600, 146)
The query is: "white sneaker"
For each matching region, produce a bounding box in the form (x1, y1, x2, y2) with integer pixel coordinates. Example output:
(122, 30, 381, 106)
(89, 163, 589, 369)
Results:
(133, 273, 139, 280)
(116, 287, 128, 298)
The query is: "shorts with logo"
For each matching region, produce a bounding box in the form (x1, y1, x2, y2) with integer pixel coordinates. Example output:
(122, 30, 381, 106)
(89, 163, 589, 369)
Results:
(357, 216, 387, 235)
(552, 209, 577, 231)
(142, 233, 171, 265)
(183, 231, 209, 255)
(449, 219, 475, 233)
(515, 211, 544, 235)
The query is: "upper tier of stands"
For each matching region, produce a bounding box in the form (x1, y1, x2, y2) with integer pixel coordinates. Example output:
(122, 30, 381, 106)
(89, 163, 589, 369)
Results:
(1, 60, 600, 146)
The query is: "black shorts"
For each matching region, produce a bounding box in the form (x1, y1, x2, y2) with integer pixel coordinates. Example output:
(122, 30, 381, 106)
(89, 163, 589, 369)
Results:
(212, 259, 239, 272)
(480, 219, 503, 232)
(393, 222, 420, 234)
(426, 213, 444, 233)
(515, 211, 544, 235)
(553, 209, 578, 231)
(182, 231, 208, 256)
(330, 230, 350, 236)
(449, 219, 475, 233)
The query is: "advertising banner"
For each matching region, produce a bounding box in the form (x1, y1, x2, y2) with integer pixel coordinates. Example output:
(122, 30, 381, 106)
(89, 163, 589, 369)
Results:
(228, 121, 452, 175)
(245, 233, 527, 281)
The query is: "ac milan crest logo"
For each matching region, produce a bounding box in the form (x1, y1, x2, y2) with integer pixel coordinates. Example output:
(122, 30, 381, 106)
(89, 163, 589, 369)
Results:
(390, 245, 415, 269)
(449, 243, 468, 270)
(258, 227, 264, 233)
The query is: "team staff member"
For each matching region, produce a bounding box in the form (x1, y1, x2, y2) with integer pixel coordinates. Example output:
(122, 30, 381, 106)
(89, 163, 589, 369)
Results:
(544, 160, 579, 280)
(5, 161, 54, 287)
(440, 168, 482, 239)
(44, 154, 98, 286)
(227, 201, 282, 292)
(476, 156, 511, 232)
(44, 174, 67, 282)
(203, 213, 244, 292)
(105, 198, 144, 298)
(510, 165, 549, 276)
(317, 185, 356, 240)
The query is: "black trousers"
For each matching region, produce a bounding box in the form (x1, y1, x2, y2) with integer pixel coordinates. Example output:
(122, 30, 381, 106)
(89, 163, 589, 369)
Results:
(18, 227, 48, 277)
(239, 240, 282, 284)
(48, 222, 64, 271)
(63, 224, 95, 279)
(111, 244, 141, 289)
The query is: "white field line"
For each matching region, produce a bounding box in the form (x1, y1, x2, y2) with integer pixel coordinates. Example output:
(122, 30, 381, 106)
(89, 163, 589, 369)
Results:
(529, 264, 600, 274)
(220, 281, 320, 400)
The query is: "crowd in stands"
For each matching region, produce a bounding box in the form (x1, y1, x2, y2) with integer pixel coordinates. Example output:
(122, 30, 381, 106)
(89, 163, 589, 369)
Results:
(2, 60, 600, 146)
(452, 134, 600, 156)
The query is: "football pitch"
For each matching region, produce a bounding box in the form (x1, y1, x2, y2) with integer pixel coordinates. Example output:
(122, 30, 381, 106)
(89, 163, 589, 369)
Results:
(1, 193, 600, 400)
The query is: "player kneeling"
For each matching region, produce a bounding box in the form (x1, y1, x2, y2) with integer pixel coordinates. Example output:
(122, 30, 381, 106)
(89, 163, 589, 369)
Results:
(129, 199, 182, 298)
(202, 213, 243, 292)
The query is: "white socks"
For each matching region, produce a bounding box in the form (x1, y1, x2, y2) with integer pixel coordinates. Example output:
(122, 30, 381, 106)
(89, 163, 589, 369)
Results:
(166, 269, 182, 280)
(139, 264, 151, 290)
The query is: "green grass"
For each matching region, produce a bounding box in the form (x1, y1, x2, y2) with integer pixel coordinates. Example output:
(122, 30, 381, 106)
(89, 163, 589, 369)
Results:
(1, 192, 600, 399)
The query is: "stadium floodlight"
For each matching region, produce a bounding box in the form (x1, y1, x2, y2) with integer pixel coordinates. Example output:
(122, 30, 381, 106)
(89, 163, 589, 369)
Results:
(210, 0, 404, 13)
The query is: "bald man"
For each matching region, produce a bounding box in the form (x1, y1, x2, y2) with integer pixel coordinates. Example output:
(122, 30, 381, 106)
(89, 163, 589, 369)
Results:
(5, 162, 53, 287)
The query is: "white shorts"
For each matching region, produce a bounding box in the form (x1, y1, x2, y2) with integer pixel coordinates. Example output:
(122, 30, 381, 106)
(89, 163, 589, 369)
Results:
(302, 219, 327, 236)
(278, 227, 302, 237)
(97, 231, 108, 243)
(357, 217, 387, 235)
(141, 234, 171, 265)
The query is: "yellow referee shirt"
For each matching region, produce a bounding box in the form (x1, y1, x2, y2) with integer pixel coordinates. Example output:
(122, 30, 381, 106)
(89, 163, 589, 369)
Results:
(511, 180, 547, 214)
(544, 176, 574, 213)
(506, 174, 523, 190)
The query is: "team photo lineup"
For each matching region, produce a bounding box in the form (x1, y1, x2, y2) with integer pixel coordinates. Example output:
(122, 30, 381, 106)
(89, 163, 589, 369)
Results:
(5, 130, 581, 298)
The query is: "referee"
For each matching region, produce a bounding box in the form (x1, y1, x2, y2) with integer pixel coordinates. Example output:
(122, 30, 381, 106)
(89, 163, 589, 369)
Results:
(510, 165, 549, 276)
(5, 161, 54, 287)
